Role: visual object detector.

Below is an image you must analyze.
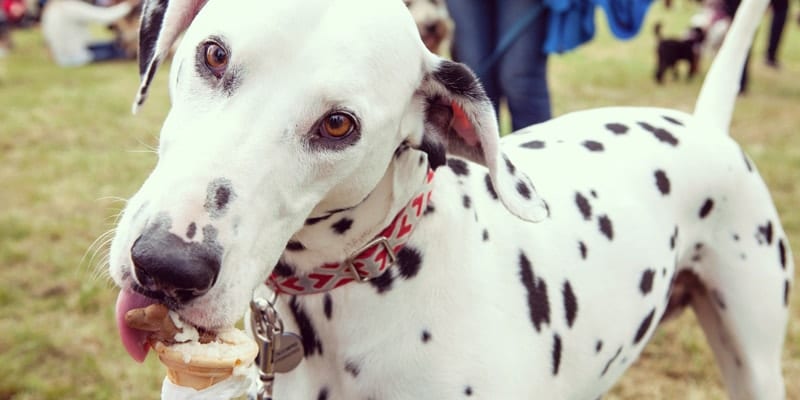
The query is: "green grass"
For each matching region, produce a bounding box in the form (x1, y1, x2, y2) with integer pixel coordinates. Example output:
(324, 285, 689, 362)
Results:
(0, 3, 798, 399)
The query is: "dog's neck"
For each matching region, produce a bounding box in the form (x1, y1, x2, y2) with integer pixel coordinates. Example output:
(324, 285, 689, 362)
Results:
(278, 146, 431, 276)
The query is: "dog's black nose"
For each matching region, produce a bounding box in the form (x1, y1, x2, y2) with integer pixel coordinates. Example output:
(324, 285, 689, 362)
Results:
(130, 229, 221, 304)
(425, 22, 440, 35)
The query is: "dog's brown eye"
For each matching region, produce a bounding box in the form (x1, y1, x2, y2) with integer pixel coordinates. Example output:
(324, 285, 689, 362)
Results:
(321, 112, 356, 138)
(204, 42, 228, 77)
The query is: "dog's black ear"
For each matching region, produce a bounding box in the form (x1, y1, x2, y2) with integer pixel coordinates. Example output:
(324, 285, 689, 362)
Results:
(416, 58, 548, 222)
(133, 0, 207, 112)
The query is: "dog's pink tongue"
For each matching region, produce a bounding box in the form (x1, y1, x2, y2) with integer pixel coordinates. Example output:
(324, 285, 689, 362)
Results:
(115, 289, 159, 363)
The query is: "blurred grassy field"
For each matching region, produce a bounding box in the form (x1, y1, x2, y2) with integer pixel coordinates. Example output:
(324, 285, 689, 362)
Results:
(0, 2, 798, 399)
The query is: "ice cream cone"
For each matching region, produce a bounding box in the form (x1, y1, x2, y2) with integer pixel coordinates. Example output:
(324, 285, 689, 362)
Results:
(154, 328, 259, 391)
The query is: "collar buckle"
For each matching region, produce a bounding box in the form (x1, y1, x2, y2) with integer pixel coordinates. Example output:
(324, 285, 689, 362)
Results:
(345, 236, 396, 282)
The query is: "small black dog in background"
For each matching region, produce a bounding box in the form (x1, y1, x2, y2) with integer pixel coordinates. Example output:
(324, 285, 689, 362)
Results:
(654, 22, 706, 83)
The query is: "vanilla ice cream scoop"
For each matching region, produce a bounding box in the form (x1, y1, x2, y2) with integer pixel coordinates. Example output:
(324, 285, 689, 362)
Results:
(124, 304, 259, 391)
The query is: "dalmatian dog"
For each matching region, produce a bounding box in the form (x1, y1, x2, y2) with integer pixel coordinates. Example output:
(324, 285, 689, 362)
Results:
(110, 0, 792, 398)
(404, 0, 452, 54)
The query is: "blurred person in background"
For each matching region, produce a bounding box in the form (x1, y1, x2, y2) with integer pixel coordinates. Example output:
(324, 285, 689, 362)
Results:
(41, 0, 138, 67)
(446, 0, 553, 130)
(1, 0, 26, 24)
(765, 0, 788, 68)
(0, 7, 10, 57)
(0, 0, 23, 57)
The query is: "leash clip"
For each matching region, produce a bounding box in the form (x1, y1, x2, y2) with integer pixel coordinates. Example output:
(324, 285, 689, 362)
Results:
(250, 295, 281, 400)
(249, 292, 305, 400)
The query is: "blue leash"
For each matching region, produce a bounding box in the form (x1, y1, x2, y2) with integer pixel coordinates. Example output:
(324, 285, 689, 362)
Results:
(475, 3, 545, 77)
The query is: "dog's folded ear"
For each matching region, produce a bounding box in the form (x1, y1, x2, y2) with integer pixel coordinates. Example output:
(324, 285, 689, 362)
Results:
(133, 0, 207, 113)
(416, 59, 548, 222)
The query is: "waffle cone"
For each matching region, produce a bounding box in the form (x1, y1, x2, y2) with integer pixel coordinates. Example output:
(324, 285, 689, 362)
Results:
(153, 329, 259, 391)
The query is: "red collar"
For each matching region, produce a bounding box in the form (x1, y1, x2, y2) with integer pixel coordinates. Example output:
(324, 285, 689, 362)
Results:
(266, 170, 435, 296)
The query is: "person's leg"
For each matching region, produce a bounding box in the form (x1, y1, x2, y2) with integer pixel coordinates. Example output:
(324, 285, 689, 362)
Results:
(766, 0, 788, 66)
(446, 0, 501, 107)
(496, 0, 551, 130)
(87, 41, 125, 62)
(740, 51, 750, 94)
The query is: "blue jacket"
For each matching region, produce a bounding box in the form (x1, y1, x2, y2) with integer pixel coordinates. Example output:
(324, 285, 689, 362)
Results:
(543, 0, 653, 53)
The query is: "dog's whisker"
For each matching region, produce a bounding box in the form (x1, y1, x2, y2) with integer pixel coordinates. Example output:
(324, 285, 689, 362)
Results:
(82, 229, 116, 273)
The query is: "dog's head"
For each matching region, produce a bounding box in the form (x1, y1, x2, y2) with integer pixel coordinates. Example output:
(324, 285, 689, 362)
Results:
(110, 0, 547, 362)
(403, 0, 452, 54)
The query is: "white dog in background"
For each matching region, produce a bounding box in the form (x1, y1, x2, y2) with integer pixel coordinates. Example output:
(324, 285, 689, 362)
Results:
(404, 0, 453, 54)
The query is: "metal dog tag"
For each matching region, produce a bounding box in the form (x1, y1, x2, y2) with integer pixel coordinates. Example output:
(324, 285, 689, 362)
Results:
(273, 332, 304, 373)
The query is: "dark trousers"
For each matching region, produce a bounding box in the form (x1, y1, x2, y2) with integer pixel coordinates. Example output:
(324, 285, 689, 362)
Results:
(447, 0, 552, 130)
(766, 0, 788, 63)
(88, 41, 126, 62)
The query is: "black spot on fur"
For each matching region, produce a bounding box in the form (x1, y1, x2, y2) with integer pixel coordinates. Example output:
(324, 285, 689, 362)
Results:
(516, 180, 532, 199)
(519, 251, 550, 332)
(579, 241, 588, 259)
(317, 387, 329, 400)
(369, 270, 394, 293)
(503, 154, 516, 175)
(670, 226, 679, 249)
(482, 229, 489, 241)
(640, 269, 655, 295)
(698, 198, 714, 219)
(345, 360, 360, 378)
(590, 190, 598, 198)
(521, 140, 545, 149)
(633, 308, 656, 345)
(285, 240, 305, 251)
(563, 281, 578, 328)
(598, 215, 613, 240)
(711, 289, 726, 309)
(779, 239, 787, 269)
(288, 297, 322, 357)
(465, 386, 473, 396)
(741, 149, 753, 172)
(424, 202, 435, 215)
(654, 170, 671, 195)
(484, 173, 499, 200)
(419, 134, 447, 170)
(605, 123, 629, 134)
(397, 246, 423, 279)
(323, 294, 333, 320)
(273, 260, 294, 277)
(432, 60, 487, 101)
(421, 330, 432, 343)
(186, 222, 196, 239)
(394, 142, 410, 158)
(756, 220, 774, 245)
(447, 158, 470, 176)
(601, 346, 622, 376)
(785, 280, 790, 307)
(552, 334, 562, 375)
(662, 115, 684, 126)
(462, 195, 471, 209)
(583, 140, 604, 151)
(204, 178, 235, 218)
(575, 192, 592, 220)
(733, 233, 740, 241)
(306, 214, 333, 225)
(638, 122, 679, 146)
(331, 218, 354, 235)
(595, 340, 603, 353)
